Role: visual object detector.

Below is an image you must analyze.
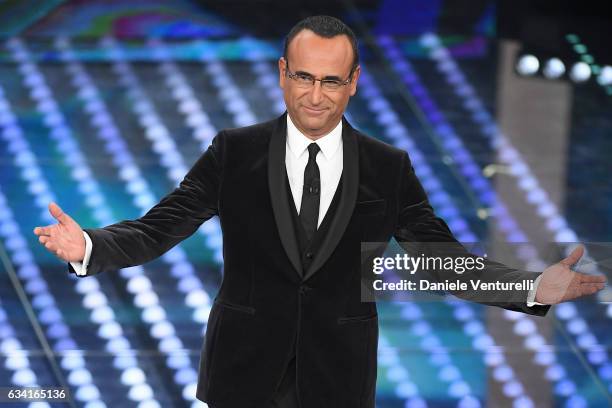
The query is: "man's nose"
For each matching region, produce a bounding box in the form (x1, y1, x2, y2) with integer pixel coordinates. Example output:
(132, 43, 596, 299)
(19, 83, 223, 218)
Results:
(308, 81, 323, 105)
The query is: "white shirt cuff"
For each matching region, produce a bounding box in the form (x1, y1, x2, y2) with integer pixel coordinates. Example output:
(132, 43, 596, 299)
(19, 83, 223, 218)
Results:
(70, 231, 92, 276)
(526, 274, 545, 306)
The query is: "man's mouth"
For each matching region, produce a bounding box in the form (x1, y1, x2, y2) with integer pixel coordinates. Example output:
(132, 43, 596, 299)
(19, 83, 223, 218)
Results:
(302, 106, 327, 115)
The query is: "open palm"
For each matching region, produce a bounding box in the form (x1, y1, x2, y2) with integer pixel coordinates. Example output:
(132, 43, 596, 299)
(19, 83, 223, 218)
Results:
(33, 202, 85, 262)
(536, 246, 606, 304)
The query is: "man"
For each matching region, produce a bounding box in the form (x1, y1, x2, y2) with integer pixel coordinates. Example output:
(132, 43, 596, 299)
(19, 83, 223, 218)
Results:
(34, 15, 605, 408)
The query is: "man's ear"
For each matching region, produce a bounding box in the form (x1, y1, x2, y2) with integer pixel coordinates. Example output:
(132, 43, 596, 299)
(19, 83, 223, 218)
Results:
(278, 57, 286, 89)
(349, 65, 361, 96)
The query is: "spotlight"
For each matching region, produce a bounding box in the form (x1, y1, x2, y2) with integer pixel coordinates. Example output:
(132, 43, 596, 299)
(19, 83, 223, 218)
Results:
(542, 58, 565, 79)
(597, 65, 612, 86)
(516, 54, 540, 76)
(569, 62, 591, 83)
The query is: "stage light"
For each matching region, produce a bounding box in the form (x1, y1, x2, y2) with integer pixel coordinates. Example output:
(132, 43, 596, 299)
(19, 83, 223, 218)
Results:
(448, 380, 471, 397)
(12, 368, 36, 385)
(91, 306, 115, 324)
(406, 397, 427, 408)
(98, 321, 122, 339)
(171, 262, 194, 277)
(599, 363, 612, 380)
(555, 379, 576, 396)
(516, 55, 539, 76)
(174, 368, 198, 385)
(396, 381, 418, 397)
(134, 291, 159, 308)
(587, 346, 607, 365)
(5, 354, 28, 370)
(178, 276, 201, 293)
(113, 355, 138, 370)
(493, 365, 514, 382)
(167, 353, 191, 369)
(68, 368, 93, 386)
(39, 306, 62, 324)
(439, 365, 461, 381)
(458, 395, 481, 408)
(512, 396, 533, 408)
(565, 395, 587, 408)
(193, 306, 210, 323)
(32, 293, 53, 308)
(576, 333, 597, 348)
(543, 58, 565, 79)
(84, 291, 107, 309)
(534, 350, 555, 366)
(150, 320, 175, 338)
(567, 318, 587, 335)
(142, 306, 166, 323)
(159, 335, 182, 353)
(127, 179, 147, 195)
(127, 275, 152, 294)
(386, 366, 408, 381)
(106, 336, 129, 352)
(25, 277, 48, 295)
(545, 365, 565, 382)
(597, 66, 612, 86)
(121, 367, 146, 386)
(473, 334, 494, 350)
(75, 276, 100, 293)
(186, 289, 209, 307)
(569, 62, 591, 82)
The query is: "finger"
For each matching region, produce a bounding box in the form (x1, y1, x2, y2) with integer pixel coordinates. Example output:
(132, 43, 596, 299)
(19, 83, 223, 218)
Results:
(49, 202, 69, 225)
(561, 245, 584, 267)
(38, 235, 48, 244)
(577, 273, 607, 284)
(34, 226, 52, 236)
(582, 282, 606, 290)
(44, 241, 58, 252)
(579, 284, 604, 297)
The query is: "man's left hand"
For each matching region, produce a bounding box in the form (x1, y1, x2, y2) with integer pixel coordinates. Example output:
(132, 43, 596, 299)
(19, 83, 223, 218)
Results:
(536, 246, 607, 304)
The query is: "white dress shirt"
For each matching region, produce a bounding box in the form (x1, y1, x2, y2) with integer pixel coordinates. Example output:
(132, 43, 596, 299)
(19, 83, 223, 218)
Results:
(285, 114, 343, 228)
(70, 114, 543, 306)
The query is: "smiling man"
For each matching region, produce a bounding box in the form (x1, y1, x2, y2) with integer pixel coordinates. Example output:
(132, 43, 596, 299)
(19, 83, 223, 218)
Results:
(34, 15, 606, 408)
(279, 23, 360, 139)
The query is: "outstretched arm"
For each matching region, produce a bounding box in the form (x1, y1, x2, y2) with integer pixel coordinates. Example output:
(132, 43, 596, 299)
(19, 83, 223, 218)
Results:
(391, 152, 605, 315)
(34, 132, 224, 276)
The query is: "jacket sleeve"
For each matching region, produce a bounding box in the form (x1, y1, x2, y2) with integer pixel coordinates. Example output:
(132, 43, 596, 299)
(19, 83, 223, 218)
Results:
(392, 152, 549, 316)
(68, 131, 224, 276)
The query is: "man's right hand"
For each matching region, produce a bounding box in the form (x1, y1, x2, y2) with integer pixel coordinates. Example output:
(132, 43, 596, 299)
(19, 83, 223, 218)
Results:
(33, 202, 85, 263)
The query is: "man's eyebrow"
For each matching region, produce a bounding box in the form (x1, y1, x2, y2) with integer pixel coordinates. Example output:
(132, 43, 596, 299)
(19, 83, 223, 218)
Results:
(295, 70, 343, 81)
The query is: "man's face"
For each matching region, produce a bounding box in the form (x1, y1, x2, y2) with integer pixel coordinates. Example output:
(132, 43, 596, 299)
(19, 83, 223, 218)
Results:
(279, 29, 360, 139)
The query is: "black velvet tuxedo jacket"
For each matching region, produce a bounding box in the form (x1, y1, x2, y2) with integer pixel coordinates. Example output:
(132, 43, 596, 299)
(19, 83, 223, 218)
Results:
(69, 113, 549, 408)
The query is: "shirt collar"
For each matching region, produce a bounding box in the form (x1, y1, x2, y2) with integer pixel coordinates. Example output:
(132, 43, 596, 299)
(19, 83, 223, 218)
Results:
(286, 114, 342, 160)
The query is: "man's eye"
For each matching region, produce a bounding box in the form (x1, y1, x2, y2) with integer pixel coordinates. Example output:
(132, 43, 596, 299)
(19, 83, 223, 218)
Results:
(297, 74, 313, 82)
(322, 80, 342, 87)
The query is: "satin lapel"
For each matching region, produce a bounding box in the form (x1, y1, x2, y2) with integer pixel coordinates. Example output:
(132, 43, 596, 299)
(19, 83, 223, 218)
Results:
(268, 113, 303, 277)
(303, 117, 358, 282)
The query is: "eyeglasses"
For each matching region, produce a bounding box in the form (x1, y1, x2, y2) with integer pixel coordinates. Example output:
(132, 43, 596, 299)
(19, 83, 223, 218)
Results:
(284, 62, 354, 91)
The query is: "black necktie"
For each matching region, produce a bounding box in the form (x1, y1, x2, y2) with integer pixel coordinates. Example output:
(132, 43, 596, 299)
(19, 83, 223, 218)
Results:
(299, 143, 320, 243)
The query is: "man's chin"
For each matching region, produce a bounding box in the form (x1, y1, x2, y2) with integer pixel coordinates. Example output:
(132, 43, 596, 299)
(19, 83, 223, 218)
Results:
(298, 119, 326, 133)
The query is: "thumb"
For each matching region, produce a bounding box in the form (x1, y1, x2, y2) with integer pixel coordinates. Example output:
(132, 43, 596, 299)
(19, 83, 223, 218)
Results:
(561, 245, 584, 267)
(49, 202, 70, 225)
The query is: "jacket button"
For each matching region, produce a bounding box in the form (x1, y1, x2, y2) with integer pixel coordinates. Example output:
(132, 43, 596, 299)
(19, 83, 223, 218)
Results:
(299, 285, 312, 295)
(305, 252, 314, 259)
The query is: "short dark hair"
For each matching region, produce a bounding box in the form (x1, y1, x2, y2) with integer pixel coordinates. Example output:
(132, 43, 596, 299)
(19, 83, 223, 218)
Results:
(283, 15, 359, 74)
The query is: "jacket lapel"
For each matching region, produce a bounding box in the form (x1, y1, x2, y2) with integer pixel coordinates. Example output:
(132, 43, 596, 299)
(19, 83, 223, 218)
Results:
(302, 117, 358, 281)
(268, 113, 303, 277)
